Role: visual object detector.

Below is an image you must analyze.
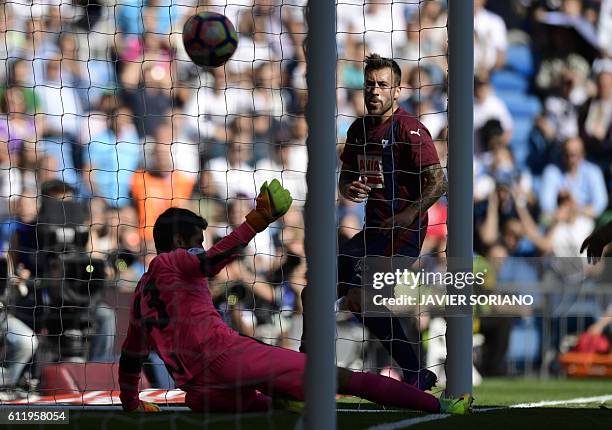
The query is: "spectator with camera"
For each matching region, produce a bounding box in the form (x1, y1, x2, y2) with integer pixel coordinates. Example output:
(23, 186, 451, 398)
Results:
(36, 180, 109, 363)
(1, 195, 40, 399)
(0, 256, 39, 400)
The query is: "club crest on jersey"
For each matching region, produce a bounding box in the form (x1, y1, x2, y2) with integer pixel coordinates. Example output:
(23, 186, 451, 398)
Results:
(381, 139, 391, 148)
(188, 247, 206, 255)
(357, 154, 384, 188)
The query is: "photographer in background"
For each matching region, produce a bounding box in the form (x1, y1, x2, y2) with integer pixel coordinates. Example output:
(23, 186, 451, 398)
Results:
(0, 193, 42, 399)
(0, 254, 39, 400)
(37, 180, 109, 362)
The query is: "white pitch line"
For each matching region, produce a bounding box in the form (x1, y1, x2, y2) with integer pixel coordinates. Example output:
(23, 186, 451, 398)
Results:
(476, 406, 507, 412)
(365, 394, 612, 430)
(510, 394, 612, 408)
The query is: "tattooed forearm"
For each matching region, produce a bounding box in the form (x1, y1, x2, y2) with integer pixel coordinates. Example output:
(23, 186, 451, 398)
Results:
(410, 164, 447, 214)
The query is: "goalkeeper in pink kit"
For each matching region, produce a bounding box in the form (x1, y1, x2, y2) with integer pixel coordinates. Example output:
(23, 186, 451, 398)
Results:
(118, 179, 472, 414)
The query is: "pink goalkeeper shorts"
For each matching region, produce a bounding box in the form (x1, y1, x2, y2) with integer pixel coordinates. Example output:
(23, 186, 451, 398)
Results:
(184, 335, 306, 412)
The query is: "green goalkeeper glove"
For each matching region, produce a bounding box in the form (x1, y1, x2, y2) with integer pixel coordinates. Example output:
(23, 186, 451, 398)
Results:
(128, 401, 161, 412)
(246, 179, 293, 232)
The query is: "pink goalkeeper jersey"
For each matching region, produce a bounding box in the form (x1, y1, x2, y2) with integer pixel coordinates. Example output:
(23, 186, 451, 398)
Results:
(120, 222, 257, 389)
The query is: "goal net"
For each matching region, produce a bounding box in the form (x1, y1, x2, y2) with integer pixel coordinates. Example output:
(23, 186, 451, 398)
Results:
(0, 0, 452, 417)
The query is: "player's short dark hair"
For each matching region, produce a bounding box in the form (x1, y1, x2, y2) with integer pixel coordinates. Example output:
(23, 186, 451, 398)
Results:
(153, 208, 208, 254)
(364, 53, 401, 86)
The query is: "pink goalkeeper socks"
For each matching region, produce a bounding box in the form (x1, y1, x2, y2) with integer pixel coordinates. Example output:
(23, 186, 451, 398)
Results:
(345, 371, 440, 412)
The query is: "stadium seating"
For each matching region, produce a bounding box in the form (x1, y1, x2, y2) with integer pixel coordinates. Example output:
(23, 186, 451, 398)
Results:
(491, 70, 530, 93)
(496, 92, 541, 118)
(505, 44, 535, 78)
(491, 48, 543, 171)
(510, 117, 537, 169)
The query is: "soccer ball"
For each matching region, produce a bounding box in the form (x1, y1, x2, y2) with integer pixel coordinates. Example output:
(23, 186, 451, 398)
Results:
(182, 12, 238, 68)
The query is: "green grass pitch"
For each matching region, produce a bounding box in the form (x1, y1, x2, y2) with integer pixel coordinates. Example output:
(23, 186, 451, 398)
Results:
(5, 379, 611, 430)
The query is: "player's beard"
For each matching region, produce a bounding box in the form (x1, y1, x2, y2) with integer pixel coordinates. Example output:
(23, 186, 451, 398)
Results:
(366, 97, 393, 118)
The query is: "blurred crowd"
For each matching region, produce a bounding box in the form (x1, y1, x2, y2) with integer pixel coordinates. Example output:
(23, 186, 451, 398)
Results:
(0, 0, 610, 397)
